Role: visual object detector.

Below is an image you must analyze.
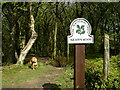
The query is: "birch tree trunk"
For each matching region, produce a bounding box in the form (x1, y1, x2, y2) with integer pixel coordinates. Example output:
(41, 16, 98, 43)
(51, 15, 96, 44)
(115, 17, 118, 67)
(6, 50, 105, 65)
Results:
(103, 34, 110, 79)
(16, 4, 37, 65)
(53, 22, 57, 59)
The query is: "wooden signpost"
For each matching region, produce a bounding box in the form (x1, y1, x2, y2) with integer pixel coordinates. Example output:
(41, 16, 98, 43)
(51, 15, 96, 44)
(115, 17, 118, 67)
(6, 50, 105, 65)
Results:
(67, 18, 94, 89)
(75, 45, 85, 88)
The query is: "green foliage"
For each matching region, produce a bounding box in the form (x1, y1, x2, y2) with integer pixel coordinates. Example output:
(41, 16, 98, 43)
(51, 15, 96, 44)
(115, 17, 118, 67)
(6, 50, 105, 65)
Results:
(2, 2, 120, 64)
(86, 53, 103, 59)
(101, 55, 120, 88)
(85, 58, 103, 88)
(85, 56, 120, 88)
(110, 54, 120, 68)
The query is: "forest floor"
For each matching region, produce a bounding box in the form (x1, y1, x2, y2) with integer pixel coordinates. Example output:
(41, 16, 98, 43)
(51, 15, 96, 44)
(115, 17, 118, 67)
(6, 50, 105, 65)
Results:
(2, 55, 120, 89)
(2, 58, 65, 89)
(10, 67, 63, 88)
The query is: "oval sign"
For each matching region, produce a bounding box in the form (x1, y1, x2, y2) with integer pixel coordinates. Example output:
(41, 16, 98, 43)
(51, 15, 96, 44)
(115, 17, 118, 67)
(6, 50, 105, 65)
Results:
(67, 18, 94, 44)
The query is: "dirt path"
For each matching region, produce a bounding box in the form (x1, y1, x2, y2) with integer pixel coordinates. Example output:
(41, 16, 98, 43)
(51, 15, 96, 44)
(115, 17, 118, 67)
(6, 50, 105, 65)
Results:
(9, 67, 63, 88)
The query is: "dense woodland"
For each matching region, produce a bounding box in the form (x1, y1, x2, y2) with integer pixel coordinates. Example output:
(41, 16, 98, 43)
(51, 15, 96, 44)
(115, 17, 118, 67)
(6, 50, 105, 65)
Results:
(1, 2, 120, 89)
(2, 2, 120, 65)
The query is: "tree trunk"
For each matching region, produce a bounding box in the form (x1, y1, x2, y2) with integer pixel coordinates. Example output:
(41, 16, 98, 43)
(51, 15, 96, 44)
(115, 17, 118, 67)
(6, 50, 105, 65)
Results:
(16, 4, 37, 65)
(53, 22, 57, 59)
(67, 43, 69, 63)
(103, 34, 110, 79)
(8, 25, 16, 64)
(15, 22, 20, 61)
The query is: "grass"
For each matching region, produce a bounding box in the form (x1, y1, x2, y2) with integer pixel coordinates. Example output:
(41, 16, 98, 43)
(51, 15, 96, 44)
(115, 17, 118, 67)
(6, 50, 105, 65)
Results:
(2, 59, 74, 89)
(54, 66, 74, 88)
(2, 62, 56, 87)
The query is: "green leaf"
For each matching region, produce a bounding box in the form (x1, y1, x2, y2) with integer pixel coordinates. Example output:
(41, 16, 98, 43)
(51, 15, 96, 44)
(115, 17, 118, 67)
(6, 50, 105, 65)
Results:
(81, 30, 85, 34)
(77, 25, 80, 29)
(81, 25, 84, 30)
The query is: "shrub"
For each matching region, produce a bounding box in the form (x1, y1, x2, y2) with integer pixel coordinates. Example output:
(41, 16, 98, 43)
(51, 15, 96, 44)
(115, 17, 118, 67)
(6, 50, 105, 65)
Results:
(85, 56, 120, 89)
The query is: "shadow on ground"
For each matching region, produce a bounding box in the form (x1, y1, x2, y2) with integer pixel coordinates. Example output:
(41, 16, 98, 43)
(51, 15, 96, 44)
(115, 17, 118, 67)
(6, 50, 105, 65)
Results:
(42, 83, 61, 90)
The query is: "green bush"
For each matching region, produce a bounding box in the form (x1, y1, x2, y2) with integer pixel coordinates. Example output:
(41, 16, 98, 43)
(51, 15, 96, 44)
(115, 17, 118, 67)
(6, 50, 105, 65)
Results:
(85, 56, 120, 89)
(110, 54, 120, 68)
(85, 58, 103, 88)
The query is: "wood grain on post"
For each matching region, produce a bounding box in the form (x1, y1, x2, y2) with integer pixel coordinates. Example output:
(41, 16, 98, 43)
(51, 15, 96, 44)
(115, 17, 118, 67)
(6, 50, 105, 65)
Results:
(75, 45, 85, 89)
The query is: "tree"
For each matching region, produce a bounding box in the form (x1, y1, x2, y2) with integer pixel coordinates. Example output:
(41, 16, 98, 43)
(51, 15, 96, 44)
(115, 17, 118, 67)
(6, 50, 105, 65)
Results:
(2, 2, 24, 64)
(2, 2, 120, 65)
(16, 3, 37, 65)
(103, 34, 110, 79)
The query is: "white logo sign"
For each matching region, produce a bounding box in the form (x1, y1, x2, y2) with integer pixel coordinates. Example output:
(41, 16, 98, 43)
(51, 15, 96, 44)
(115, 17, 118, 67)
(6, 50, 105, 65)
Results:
(67, 18, 94, 44)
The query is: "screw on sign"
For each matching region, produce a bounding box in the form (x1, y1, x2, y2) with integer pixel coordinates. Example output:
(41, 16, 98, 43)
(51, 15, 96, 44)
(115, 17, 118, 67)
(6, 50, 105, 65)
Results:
(67, 18, 94, 89)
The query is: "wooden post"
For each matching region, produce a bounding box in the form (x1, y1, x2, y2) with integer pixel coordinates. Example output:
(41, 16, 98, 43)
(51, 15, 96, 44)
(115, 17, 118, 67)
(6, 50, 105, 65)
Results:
(103, 34, 110, 79)
(75, 45, 85, 89)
